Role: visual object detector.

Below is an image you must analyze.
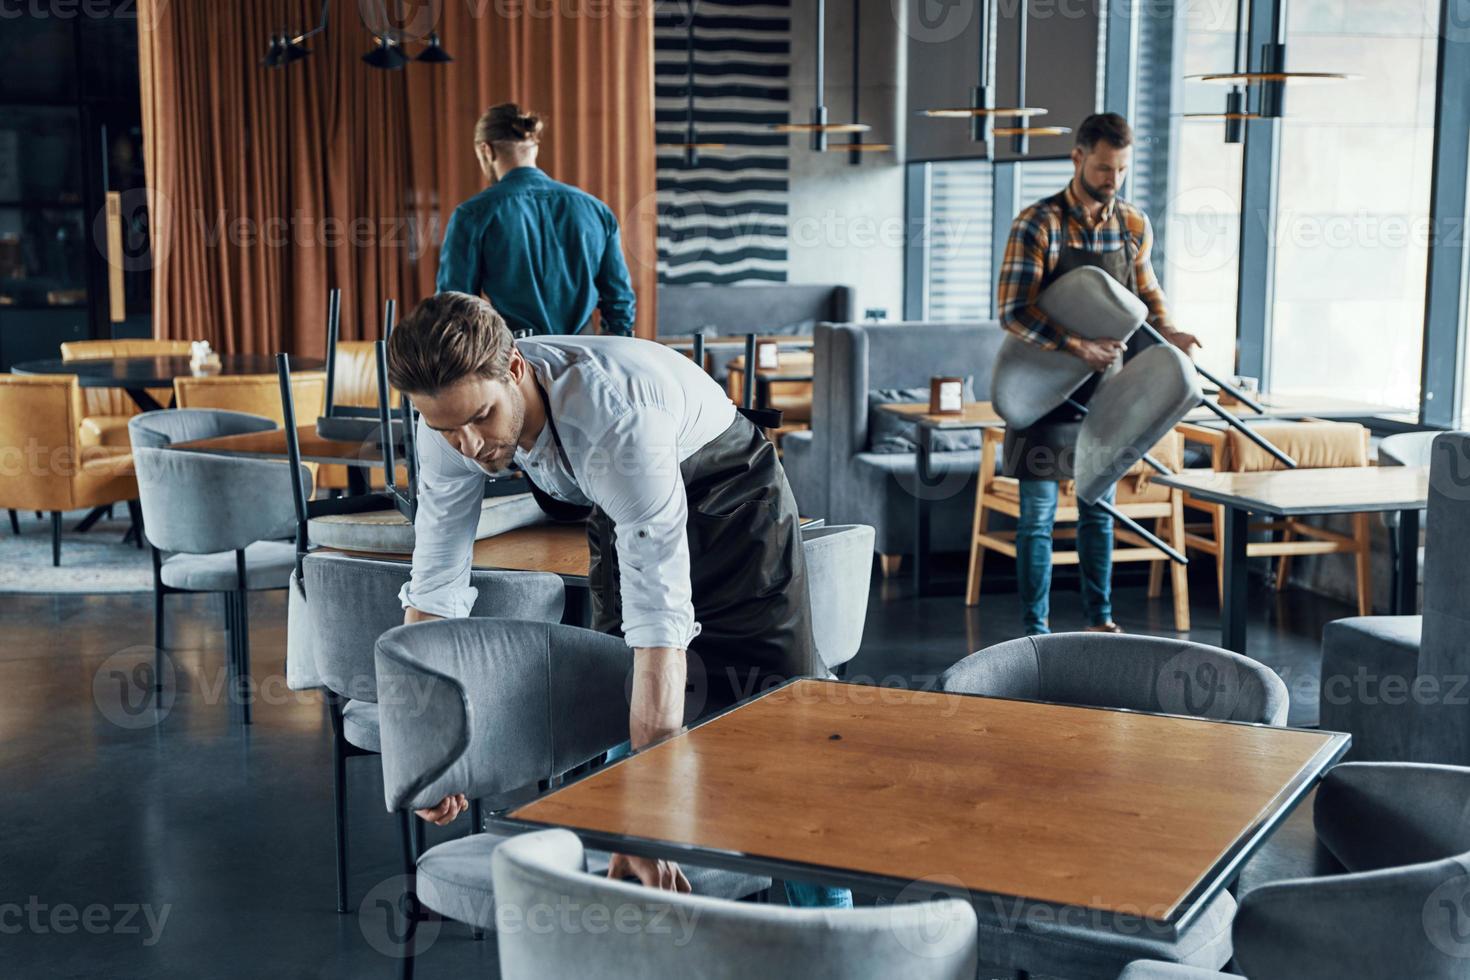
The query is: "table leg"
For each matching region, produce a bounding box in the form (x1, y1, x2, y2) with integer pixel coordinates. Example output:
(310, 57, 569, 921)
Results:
(1394, 508, 1420, 615)
(74, 506, 109, 534)
(1221, 505, 1250, 654)
(913, 435, 932, 595)
(346, 466, 370, 497)
(123, 388, 167, 413)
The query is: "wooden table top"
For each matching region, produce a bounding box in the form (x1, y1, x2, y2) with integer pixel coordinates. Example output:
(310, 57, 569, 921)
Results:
(1154, 465, 1429, 516)
(508, 679, 1345, 924)
(172, 425, 397, 467)
(334, 522, 591, 580)
(1198, 390, 1414, 421)
(727, 351, 816, 379)
(875, 401, 1006, 429)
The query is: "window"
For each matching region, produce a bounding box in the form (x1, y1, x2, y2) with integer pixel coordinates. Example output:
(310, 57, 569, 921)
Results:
(1267, 0, 1439, 409)
(914, 161, 994, 321)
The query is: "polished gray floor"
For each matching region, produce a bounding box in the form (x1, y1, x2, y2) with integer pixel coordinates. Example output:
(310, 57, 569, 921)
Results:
(0, 557, 1345, 978)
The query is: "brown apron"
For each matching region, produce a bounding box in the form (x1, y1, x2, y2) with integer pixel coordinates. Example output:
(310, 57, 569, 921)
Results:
(1002, 191, 1140, 482)
(530, 393, 816, 720)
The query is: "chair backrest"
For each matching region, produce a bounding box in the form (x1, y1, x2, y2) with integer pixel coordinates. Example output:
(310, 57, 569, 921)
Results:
(1378, 430, 1439, 469)
(132, 447, 308, 554)
(329, 340, 401, 409)
(491, 829, 979, 980)
(1413, 432, 1470, 764)
(173, 372, 326, 426)
(1224, 420, 1369, 472)
(1231, 762, 1470, 979)
(0, 373, 85, 510)
(802, 524, 875, 672)
(299, 551, 565, 697)
(127, 408, 277, 450)
(374, 618, 632, 809)
(939, 633, 1290, 725)
(60, 339, 193, 418)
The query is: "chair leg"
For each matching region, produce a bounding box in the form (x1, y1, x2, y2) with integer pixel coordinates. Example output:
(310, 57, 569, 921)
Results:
(1211, 506, 1225, 607)
(1353, 512, 1373, 617)
(50, 511, 61, 566)
(151, 548, 166, 691)
(469, 798, 485, 941)
(878, 554, 902, 579)
(7, 509, 18, 535)
(332, 719, 350, 914)
(965, 501, 989, 607)
(397, 810, 421, 980)
(1274, 522, 1296, 591)
(235, 550, 252, 725)
(1147, 516, 1166, 599)
(125, 499, 144, 548)
(1170, 494, 1191, 633)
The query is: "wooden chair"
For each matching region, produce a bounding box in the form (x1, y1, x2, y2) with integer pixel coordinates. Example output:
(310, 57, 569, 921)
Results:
(1177, 419, 1374, 615)
(726, 352, 813, 448)
(966, 428, 1190, 631)
(60, 339, 194, 448)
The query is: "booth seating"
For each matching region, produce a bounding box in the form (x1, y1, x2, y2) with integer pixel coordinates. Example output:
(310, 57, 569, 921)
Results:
(656, 282, 852, 383)
(492, 829, 979, 980)
(1120, 762, 1470, 980)
(0, 374, 138, 565)
(60, 339, 194, 448)
(966, 429, 1190, 630)
(782, 319, 1006, 568)
(941, 633, 1289, 978)
(1178, 420, 1375, 613)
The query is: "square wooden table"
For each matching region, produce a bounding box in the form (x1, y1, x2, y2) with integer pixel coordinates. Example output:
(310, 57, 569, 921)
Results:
(494, 679, 1348, 943)
(1154, 466, 1429, 653)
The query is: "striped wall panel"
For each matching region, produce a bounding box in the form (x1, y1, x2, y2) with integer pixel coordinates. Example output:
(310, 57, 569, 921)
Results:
(654, 0, 792, 285)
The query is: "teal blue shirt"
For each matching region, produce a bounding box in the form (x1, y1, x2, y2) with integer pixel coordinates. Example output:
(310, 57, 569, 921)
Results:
(435, 167, 636, 336)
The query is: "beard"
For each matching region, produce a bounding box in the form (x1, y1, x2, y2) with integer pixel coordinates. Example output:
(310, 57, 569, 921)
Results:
(1079, 172, 1117, 204)
(472, 386, 526, 474)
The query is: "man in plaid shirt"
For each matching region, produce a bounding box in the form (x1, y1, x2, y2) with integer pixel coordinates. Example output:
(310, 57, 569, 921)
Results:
(995, 113, 1199, 635)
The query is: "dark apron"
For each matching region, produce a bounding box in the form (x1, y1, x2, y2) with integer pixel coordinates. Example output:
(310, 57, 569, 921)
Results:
(1002, 191, 1140, 482)
(529, 393, 816, 720)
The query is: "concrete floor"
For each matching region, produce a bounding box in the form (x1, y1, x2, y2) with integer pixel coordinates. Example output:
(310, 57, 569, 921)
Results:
(0, 557, 1348, 978)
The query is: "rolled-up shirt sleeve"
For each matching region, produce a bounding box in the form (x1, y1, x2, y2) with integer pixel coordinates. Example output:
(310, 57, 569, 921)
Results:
(582, 406, 697, 650)
(399, 418, 485, 618)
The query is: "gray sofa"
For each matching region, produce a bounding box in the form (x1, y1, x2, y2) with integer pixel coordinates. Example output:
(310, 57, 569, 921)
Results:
(783, 319, 1006, 562)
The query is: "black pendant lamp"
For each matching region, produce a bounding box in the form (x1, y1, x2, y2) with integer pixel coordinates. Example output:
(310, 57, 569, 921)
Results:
(916, 0, 1054, 156)
(1184, 0, 1354, 137)
(261, 0, 327, 68)
(821, 0, 892, 162)
(771, 0, 869, 151)
(359, 0, 453, 70)
(656, 0, 728, 167)
(996, 0, 1070, 154)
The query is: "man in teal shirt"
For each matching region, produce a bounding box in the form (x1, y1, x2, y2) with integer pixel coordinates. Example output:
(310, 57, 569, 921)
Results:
(436, 103, 637, 337)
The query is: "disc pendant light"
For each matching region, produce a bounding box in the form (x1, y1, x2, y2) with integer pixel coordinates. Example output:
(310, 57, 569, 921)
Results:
(657, 0, 728, 167)
(1000, 0, 1070, 154)
(821, 0, 892, 162)
(771, 0, 869, 151)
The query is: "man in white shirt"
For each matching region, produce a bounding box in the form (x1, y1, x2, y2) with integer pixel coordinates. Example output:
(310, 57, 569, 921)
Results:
(386, 292, 845, 906)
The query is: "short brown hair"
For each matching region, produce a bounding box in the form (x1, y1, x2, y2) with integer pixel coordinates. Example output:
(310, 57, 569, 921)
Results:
(1075, 113, 1133, 151)
(387, 292, 514, 397)
(474, 102, 545, 148)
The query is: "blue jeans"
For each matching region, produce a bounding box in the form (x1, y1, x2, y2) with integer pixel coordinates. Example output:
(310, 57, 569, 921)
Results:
(1016, 480, 1115, 635)
(601, 742, 852, 908)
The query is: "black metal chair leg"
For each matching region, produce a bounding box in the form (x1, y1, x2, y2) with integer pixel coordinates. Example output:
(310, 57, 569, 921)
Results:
(412, 815, 426, 860)
(469, 799, 485, 941)
(125, 499, 144, 548)
(398, 810, 420, 980)
(7, 509, 18, 535)
(50, 511, 61, 566)
(332, 726, 350, 914)
(151, 548, 166, 691)
(235, 550, 251, 725)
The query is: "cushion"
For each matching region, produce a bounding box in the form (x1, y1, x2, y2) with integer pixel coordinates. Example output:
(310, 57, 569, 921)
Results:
(1227, 421, 1368, 472)
(867, 379, 979, 454)
(1074, 344, 1203, 504)
(307, 493, 545, 553)
(159, 540, 297, 592)
(342, 698, 380, 752)
(79, 414, 136, 449)
(416, 831, 769, 930)
(993, 265, 1149, 430)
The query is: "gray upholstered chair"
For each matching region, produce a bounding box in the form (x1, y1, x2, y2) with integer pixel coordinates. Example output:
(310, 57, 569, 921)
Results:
(939, 633, 1290, 978)
(131, 444, 306, 725)
(126, 407, 277, 450)
(296, 551, 564, 913)
(492, 828, 980, 980)
(1121, 761, 1470, 980)
(782, 319, 1006, 571)
(1321, 431, 1470, 764)
(802, 523, 875, 676)
(374, 618, 771, 974)
(1379, 429, 1436, 605)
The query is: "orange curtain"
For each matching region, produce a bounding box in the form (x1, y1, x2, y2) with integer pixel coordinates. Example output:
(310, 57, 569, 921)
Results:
(138, 0, 657, 356)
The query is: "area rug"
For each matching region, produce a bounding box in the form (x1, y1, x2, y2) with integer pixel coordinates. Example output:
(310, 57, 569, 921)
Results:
(0, 511, 153, 594)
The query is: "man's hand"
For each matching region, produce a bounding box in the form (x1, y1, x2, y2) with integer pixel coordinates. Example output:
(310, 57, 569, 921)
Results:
(607, 852, 691, 893)
(1160, 328, 1202, 357)
(1064, 335, 1126, 372)
(415, 792, 468, 826)
(403, 606, 443, 626)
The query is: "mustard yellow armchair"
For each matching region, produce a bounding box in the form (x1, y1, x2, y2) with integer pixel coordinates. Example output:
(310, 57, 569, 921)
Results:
(173, 371, 327, 425)
(61, 339, 195, 448)
(0, 374, 139, 565)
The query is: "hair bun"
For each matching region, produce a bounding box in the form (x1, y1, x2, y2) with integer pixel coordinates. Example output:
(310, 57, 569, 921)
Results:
(515, 113, 542, 139)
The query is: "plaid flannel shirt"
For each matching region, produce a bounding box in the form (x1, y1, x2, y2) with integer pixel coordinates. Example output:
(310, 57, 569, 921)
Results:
(996, 183, 1174, 350)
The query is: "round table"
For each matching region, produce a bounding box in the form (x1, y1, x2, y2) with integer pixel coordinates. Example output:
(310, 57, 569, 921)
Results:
(12, 354, 326, 412)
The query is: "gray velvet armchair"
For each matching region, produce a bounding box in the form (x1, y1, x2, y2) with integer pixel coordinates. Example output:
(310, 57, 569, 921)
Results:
(1121, 761, 1470, 980)
(782, 319, 1007, 569)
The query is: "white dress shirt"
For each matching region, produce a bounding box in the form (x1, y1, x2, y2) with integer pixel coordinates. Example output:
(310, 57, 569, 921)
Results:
(399, 335, 738, 650)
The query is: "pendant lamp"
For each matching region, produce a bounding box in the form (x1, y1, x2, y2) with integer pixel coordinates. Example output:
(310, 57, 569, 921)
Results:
(821, 0, 892, 162)
(771, 0, 869, 151)
(656, 0, 729, 167)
